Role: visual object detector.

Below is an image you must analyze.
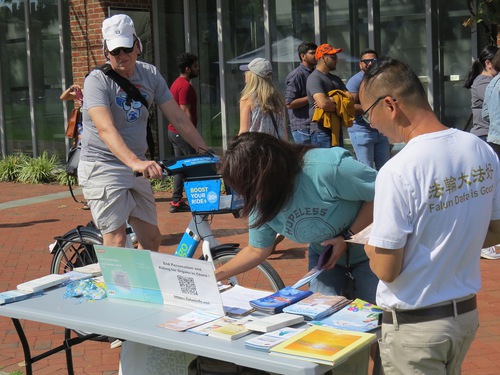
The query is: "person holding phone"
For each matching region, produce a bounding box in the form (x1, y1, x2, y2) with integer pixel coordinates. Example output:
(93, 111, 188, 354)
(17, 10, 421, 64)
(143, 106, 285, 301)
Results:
(215, 132, 378, 303)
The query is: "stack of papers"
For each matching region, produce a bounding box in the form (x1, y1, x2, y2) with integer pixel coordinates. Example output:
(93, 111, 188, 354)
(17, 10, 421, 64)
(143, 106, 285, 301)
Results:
(158, 310, 222, 332)
(249, 287, 313, 314)
(17, 274, 70, 293)
(244, 327, 306, 352)
(282, 293, 351, 320)
(187, 315, 255, 337)
(310, 298, 383, 332)
(245, 313, 304, 333)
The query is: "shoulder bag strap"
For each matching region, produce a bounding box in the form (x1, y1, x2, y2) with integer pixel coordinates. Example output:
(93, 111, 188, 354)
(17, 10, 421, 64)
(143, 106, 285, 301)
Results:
(96, 64, 155, 159)
(269, 112, 280, 138)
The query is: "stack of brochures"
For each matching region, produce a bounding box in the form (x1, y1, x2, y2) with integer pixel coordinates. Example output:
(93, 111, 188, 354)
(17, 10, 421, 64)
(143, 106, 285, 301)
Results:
(249, 286, 313, 314)
(309, 298, 383, 332)
(186, 315, 255, 338)
(245, 312, 304, 332)
(282, 293, 351, 320)
(244, 327, 306, 352)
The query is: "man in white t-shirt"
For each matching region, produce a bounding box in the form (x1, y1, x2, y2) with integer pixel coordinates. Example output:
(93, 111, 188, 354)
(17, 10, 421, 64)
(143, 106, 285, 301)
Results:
(361, 58, 500, 374)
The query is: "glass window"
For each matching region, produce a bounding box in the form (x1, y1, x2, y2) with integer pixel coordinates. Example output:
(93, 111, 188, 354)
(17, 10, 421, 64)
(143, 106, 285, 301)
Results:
(439, 2, 472, 129)
(189, 0, 221, 148)
(379, 1, 426, 76)
(30, 1, 65, 157)
(221, 0, 265, 138)
(324, 0, 356, 81)
(272, 0, 315, 93)
(0, 3, 32, 155)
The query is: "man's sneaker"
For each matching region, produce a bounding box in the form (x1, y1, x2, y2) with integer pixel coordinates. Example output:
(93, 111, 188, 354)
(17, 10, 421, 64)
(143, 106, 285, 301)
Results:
(480, 246, 500, 260)
(169, 201, 191, 213)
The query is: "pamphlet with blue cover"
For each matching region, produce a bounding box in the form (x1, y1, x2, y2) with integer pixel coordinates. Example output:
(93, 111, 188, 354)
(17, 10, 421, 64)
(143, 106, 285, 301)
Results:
(249, 287, 313, 314)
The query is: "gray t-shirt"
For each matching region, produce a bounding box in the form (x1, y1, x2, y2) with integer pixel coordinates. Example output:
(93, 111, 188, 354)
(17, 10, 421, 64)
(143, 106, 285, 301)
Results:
(470, 74, 493, 137)
(306, 69, 347, 132)
(81, 62, 173, 163)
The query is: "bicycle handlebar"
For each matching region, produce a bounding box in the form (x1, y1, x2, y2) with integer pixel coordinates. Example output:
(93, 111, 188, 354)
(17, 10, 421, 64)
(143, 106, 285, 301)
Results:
(135, 150, 219, 178)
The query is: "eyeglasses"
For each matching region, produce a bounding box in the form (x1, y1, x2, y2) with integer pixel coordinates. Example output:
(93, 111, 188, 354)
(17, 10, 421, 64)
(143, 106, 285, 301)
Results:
(108, 45, 135, 56)
(361, 96, 396, 124)
(361, 58, 377, 65)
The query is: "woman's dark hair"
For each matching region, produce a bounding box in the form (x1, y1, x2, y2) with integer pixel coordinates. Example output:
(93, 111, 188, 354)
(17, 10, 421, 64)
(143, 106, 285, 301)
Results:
(220, 132, 312, 228)
(464, 45, 498, 89)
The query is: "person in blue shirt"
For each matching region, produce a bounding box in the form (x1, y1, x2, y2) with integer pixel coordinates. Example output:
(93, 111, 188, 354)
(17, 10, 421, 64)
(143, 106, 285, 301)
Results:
(285, 41, 317, 144)
(215, 132, 378, 303)
(346, 50, 390, 170)
(483, 50, 500, 158)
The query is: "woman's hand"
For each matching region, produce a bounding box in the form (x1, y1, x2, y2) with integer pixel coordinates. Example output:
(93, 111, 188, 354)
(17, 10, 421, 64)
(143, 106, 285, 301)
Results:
(318, 236, 349, 270)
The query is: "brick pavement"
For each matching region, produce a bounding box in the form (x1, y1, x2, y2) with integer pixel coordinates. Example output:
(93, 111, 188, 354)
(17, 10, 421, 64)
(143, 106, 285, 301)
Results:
(0, 182, 499, 374)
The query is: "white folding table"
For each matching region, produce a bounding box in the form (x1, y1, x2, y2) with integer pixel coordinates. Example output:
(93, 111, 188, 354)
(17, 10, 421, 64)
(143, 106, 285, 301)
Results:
(0, 287, 372, 375)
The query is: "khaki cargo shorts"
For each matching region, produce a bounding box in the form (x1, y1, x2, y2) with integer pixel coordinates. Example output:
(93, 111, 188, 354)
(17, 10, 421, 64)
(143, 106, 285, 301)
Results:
(78, 160, 157, 234)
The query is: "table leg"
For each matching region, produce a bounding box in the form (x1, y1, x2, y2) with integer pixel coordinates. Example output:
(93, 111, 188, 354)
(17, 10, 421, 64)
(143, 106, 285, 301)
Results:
(12, 318, 33, 375)
(11, 318, 100, 375)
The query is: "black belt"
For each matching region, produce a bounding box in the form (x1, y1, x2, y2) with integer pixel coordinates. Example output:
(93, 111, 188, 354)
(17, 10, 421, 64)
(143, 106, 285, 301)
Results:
(382, 295, 477, 325)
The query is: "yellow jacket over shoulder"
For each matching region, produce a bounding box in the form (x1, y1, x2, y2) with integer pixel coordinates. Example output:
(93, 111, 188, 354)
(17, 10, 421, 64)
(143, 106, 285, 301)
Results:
(311, 89, 354, 146)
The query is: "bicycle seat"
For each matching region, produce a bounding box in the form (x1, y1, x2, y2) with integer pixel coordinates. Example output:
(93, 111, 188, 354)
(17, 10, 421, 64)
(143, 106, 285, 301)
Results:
(160, 154, 219, 178)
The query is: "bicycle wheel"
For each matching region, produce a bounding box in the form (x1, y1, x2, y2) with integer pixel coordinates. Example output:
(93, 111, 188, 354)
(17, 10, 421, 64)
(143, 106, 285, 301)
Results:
(50, 226, 102, 274)
(210, 249, 285, 292)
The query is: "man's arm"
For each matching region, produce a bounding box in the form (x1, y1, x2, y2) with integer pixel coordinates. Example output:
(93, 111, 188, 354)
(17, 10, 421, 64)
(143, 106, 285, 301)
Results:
(214, 244, 273, 282)
(287, 97, 309, 109)
(158, 99, 207, 151)
(364, 244, 404, 283)
(179, 104, 192, 122)
(483, 219, 500, 247)
(350, 92, 364, 116)
(313, 92, 337, 112)
(88, 106, 162, 178)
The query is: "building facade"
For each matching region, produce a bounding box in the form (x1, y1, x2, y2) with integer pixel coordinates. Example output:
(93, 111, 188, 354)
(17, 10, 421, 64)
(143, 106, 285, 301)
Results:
(0, 0, 489, 159)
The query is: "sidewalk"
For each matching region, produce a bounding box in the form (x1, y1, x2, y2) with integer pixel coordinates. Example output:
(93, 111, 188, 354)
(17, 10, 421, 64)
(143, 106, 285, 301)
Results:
(0, 182, 499, 374)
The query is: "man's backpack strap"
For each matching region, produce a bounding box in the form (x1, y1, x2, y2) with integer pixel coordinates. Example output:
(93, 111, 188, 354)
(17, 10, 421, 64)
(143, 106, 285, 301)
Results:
(95, 63, 156, 160)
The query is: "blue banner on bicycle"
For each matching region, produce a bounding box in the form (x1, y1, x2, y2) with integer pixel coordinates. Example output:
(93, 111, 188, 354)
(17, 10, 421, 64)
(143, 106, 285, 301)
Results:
(185, 178, 222, 212)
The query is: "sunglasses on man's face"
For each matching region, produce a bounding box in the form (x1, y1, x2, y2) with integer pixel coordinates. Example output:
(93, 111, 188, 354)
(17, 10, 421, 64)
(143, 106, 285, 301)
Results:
(361, 58, 377, 65)
(108, 45, 135, 56)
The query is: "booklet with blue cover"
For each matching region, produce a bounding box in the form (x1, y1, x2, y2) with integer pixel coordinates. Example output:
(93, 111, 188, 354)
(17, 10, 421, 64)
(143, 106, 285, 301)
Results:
(249, 287, 313, 314)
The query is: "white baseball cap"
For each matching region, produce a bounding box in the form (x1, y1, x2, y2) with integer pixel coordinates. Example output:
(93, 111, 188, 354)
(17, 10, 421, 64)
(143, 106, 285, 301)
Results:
(239, 58, 273, 78)
(102, 14, 136, 51)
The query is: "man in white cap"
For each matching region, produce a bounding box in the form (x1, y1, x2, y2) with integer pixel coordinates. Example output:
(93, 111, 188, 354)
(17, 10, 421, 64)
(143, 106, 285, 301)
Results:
(79, 14, 208, 252)
(79, 14, 209, 374)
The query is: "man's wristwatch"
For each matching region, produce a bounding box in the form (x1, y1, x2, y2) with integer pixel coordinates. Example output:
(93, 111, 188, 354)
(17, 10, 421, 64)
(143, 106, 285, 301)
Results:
(340, 228, 354, 240)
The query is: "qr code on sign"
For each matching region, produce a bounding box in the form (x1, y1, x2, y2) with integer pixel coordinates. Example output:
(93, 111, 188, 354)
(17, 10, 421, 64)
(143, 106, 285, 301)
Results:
(177, 275, 198, 295)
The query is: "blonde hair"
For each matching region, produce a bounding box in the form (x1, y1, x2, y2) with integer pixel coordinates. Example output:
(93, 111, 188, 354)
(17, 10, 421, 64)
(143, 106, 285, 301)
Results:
(240, 71, 285, 114)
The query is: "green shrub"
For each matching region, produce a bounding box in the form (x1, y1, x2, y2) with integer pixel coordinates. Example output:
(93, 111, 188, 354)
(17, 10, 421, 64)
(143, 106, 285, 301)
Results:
(0, 153, 30, 182)
(151, 176, 173, 193)
(17, 151, 61, 184)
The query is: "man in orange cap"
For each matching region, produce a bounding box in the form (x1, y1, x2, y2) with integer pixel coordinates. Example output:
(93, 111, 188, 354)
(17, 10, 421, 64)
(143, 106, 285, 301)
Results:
(306, 43, 348, 147)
